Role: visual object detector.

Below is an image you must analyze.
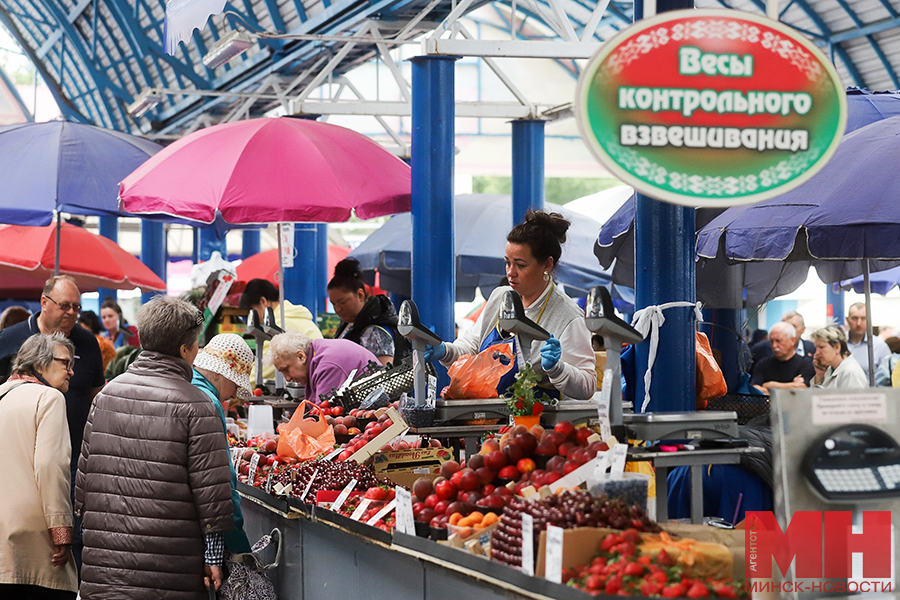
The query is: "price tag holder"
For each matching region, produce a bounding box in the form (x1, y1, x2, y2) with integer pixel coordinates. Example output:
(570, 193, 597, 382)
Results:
(587, 451, 611, 488)
(610, 443, 628, 475)
(248, 453, 260, 483)
(544, 525, 564, 583)
(394, 487, 416, 535)
(299, 468, 319, 502)
(265, 469, 276, 494)
(427, 374, 438, 407)
(521, 513, 534, 576)
(366, 499, 397, 526)
(598, 370, 613, 440)
(231, 448, 241, 470)
(331, 479, 358, 512)
(350, 498, 373, 521)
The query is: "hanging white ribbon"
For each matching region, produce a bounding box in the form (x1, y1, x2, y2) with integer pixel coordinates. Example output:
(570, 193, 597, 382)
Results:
(631, 301, 704, 413)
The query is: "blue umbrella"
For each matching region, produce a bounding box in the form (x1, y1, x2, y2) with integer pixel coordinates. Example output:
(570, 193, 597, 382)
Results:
(837, 265, 900, 295)
(697, 116, 900, 384)
(594, 197, 811, 308)
(350, 194, 622, 304)
(845, 88, 900, 134)
(0, 121, 163, 226)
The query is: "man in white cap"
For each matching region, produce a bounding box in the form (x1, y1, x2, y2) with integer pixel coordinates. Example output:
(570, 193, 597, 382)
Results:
(191, 333, 255, 557)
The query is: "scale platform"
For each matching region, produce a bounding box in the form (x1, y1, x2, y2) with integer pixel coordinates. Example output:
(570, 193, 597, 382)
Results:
(623, 411, 739, 440)
(542, 400, 599, 427)
(434, 399, 510, 424)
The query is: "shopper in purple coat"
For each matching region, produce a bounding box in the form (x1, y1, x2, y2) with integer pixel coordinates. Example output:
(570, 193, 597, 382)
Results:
(267, 332, 377, 404)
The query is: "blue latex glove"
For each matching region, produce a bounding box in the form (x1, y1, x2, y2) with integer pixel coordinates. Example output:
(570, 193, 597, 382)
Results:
(424, 342, 446, 363)
(540, 335, 561, 371)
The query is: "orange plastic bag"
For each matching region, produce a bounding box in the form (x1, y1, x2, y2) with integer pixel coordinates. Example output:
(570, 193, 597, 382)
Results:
(276, 400, 336, 460)
(442, 343, 515, 399)
(696, 332, 727, 409)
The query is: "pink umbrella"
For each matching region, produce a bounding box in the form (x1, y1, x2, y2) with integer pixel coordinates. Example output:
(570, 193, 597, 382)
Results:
(118, 117, 411, 224)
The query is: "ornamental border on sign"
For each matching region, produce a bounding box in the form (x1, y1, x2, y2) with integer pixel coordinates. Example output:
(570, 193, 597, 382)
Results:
(575, 8, 847, 208)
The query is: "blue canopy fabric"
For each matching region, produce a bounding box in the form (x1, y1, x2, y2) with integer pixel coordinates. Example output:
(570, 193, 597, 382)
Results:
(696, 115, 900, 285)
(0, 121, 163, 226)
(837, 265, 900, 295)
(350, 194, 620, 303)
(845, 88, 900, 134)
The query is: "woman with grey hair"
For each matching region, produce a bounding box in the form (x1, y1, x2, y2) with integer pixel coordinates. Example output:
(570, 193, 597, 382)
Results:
(76, 296, 235, 599)
(268, 331, 377, 404)
(812, 325, 868, 389)
(0, 333, 78, 599)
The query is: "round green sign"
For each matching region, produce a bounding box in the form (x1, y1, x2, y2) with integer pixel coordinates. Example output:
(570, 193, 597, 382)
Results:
(576, 9, 847, 207)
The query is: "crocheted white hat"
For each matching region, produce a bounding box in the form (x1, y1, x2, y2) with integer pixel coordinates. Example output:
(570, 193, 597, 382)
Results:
(195, 333, 254, 400)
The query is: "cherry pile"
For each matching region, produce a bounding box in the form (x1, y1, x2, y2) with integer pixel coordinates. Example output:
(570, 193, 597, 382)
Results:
(491, 491, 660, 569)
(256, 458, 390, 503)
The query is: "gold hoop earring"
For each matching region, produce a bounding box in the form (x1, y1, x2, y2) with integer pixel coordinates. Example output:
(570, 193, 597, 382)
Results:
(543, 272, 550, 282)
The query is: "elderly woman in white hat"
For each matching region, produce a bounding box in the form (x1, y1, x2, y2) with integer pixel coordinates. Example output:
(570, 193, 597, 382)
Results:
(191, 333, 254, 555)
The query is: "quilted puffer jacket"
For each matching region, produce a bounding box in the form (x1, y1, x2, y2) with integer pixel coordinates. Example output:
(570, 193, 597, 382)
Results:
(75, 352, 234, 600)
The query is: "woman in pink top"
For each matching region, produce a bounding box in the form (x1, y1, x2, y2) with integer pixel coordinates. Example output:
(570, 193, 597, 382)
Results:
(267, 332, 378, 404)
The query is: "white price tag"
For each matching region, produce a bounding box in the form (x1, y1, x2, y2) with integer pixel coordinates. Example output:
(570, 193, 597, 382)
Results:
(427, 374, 438, 407)
(279, 223, 294, 268)
(610, 443, 628, 475)
(593, 451, 610, 481)
(350, 498, 373, 521)
(394, 487, 416, 535)
(231, 447, 241, 469)
(248, 453, 261, 483)
(265, 472, 275, 494)
(598, 370, 613, 440)
(299, 468, 319, 502)
(331, 479, 358, 512)
(337, 370, 357, 394)
(366, 499, 397, 525)
(521, 513, 534, 576)
(545, 525, 564, 583)
(323, 447, 343, 461)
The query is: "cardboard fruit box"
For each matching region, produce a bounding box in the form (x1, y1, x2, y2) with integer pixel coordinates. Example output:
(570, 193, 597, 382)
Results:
(371, 447, 454, 489)
(535, 525, 745, 581)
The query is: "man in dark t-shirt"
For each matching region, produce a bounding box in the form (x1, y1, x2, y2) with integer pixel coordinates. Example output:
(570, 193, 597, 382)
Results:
(0, 276, 105, 572)
(751, 321, 814, 394)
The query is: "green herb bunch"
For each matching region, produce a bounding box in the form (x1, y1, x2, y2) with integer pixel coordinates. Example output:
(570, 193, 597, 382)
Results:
(504, 362, 555, 417)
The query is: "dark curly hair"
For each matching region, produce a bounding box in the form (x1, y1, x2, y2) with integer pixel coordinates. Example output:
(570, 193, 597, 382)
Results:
(506, 209, 570, 269)
(327, 258, 368, 295)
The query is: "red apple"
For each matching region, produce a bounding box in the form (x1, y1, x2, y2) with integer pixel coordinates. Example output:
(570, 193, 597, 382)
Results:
(498, 465, 520, 480)
(433, 500, 450, 516)
(554, 421, 576, 440)
(460, 470, 480, 491)
(475, 467, 496, 485)
(557, 442, 576, 457)
(574, 427, 593, 446)
(543, 471, 563, 485)
(450, 469, 466, 489)
(502, 443, 524, 465)
(446, 501, 469, 517)
(513, 432, 538, 457)
(435, 480, 457, 501)
(484, 450, 507, 472)
(517, 458, 537, 474)
(562, 460, 581, 475)
(424, 493, 440, 509)
(412, 501, 426, 518)
(416, 507, 436, 523)
(546, 455, 566, 472)
(546, 431, 567, 447)
(481, 484, 495, 496)
(535, 440, 558, 456)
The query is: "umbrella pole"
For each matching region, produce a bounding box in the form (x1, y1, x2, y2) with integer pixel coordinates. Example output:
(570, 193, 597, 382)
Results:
(275, 223, 286, 392)
(54, 212, 61, 277)
(864, 259, 875, 386)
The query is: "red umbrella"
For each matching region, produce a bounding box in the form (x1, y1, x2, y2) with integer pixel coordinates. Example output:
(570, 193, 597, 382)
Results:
(0, 223, 166, 294)
(236, 246, 352, 285)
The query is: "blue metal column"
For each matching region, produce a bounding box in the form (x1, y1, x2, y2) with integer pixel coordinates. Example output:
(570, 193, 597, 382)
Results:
(192, 227, 201, 264)
(316, 223, 328, 312)
(199, 227, 228, 262)
(633, 0, 695, 413)
(827, 286, 845, 326)
(97, 216, 118, 304)
(242, 229, 261, 259)
(283, 224, 319, 319)
(411, 56, 457, 389)
(511, 120, 545, 223)
(141, 220, 166, 304)
(700, 308, 742, 393)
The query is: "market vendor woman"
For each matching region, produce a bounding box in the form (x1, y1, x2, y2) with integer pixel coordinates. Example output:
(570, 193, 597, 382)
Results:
(426, 210, 595, 400)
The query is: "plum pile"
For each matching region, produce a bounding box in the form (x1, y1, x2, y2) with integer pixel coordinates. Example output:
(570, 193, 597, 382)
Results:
(490, 491, 660, 569)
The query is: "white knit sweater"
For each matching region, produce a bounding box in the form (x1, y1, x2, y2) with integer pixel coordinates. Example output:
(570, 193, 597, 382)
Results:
(441, 283, 596, 400)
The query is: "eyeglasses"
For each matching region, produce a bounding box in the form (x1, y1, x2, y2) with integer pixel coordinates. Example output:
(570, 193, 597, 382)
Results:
(52, 357, 75, 370)
(44, 295, 81, 313)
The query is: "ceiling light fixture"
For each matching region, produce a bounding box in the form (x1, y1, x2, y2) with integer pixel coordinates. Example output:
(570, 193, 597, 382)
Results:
(127, 88, 163, 118)
(203, 31, 255, 69)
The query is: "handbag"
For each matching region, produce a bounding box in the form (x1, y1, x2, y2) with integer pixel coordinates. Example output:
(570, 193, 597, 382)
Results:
(218, 528, 282, 600)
